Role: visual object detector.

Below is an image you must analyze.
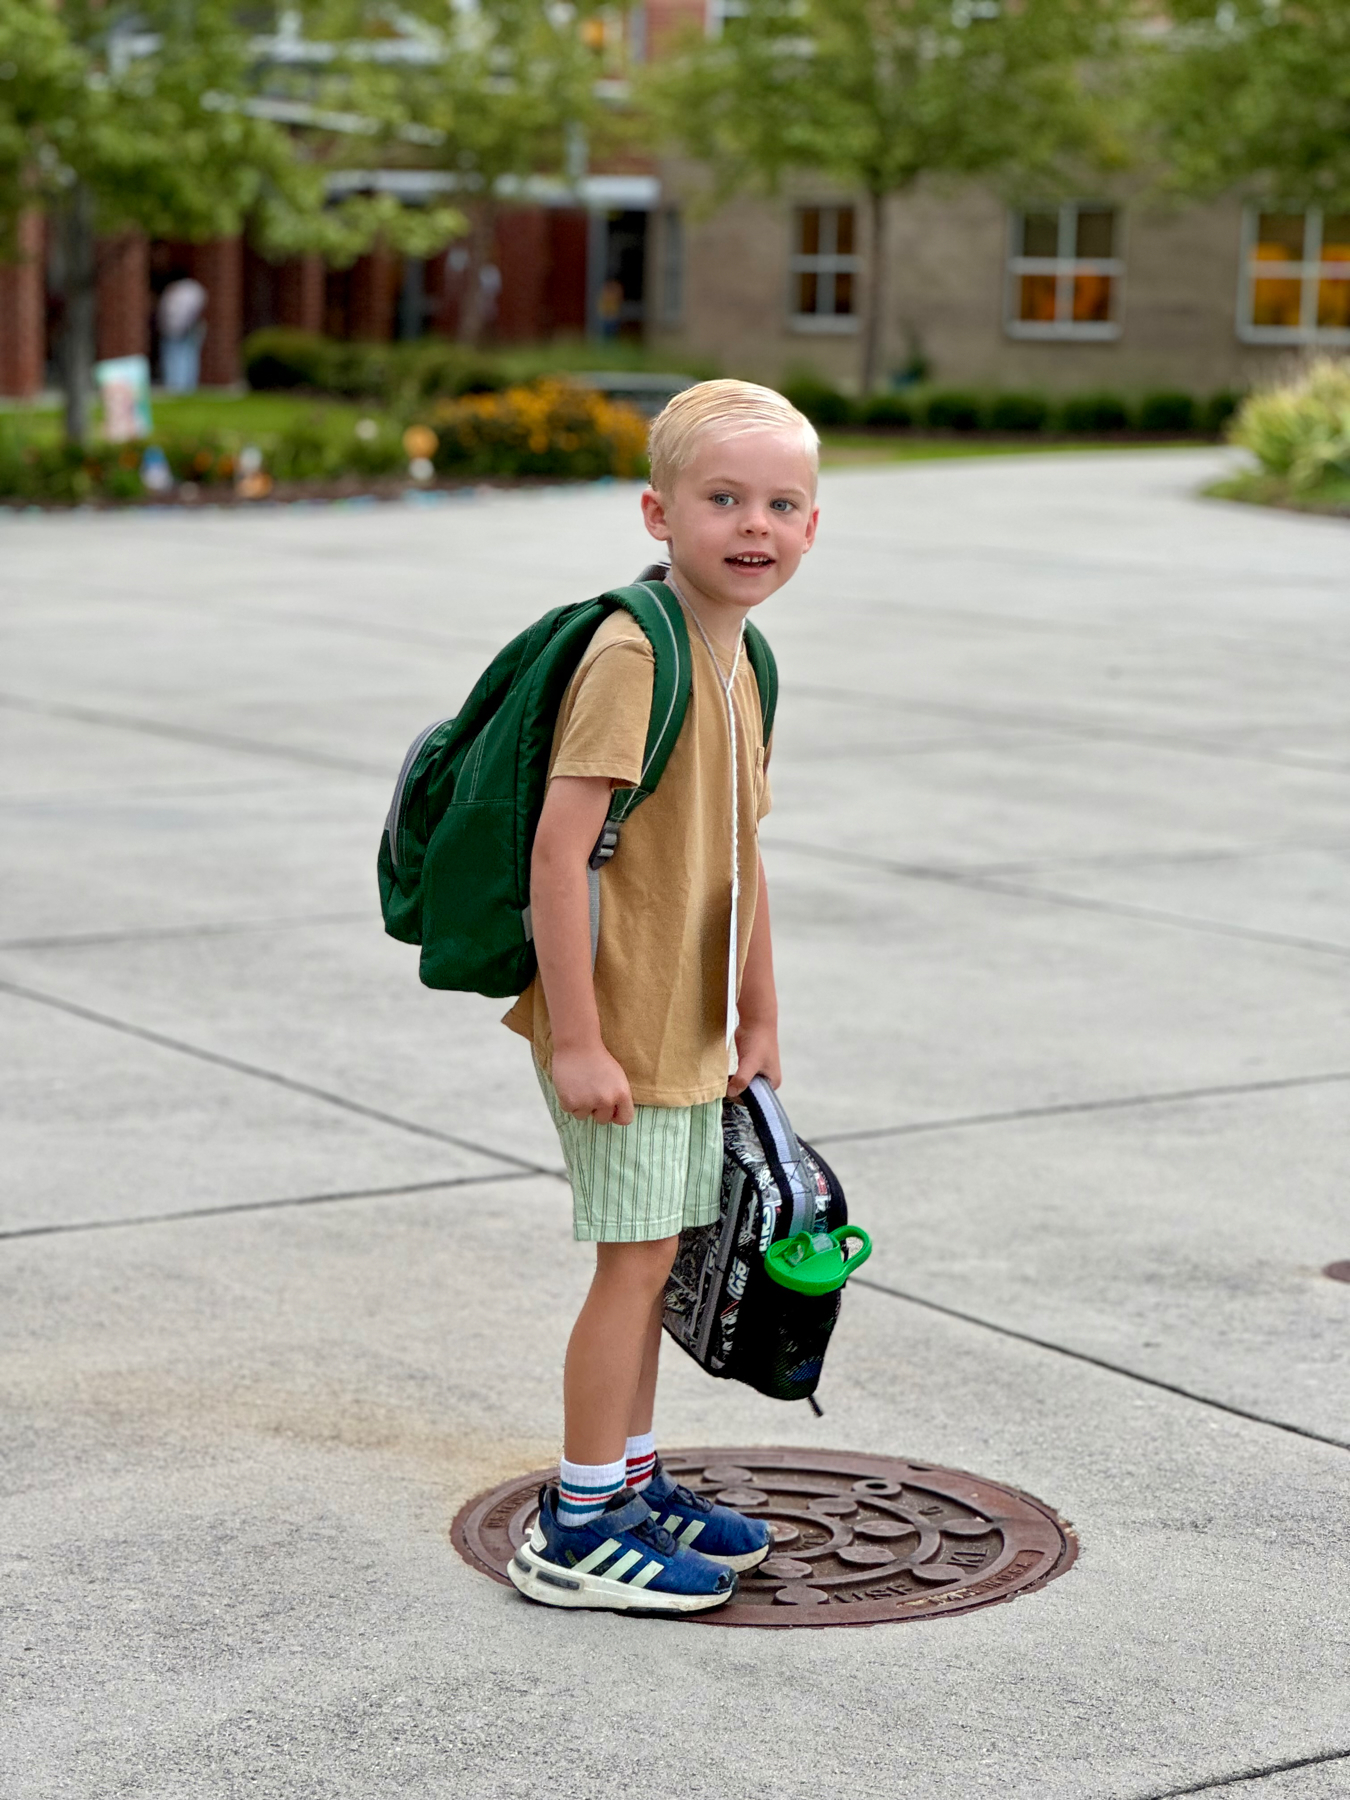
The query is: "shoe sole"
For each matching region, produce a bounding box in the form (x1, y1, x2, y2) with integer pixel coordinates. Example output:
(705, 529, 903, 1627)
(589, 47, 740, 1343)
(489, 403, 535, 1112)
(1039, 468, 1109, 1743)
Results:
(508, 1543, 737, 1614)
(703, 1541, 771, 1573)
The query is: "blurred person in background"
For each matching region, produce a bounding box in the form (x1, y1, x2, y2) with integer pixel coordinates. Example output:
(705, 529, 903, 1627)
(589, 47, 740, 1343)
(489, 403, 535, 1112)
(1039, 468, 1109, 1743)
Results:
(158, 277, 207, 394)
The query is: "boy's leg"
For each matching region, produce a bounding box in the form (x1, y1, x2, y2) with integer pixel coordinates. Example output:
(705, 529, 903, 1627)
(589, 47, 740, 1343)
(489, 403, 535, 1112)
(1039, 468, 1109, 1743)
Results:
(621, 1290, 665, 1491)
(562, 1236, 677, 1468)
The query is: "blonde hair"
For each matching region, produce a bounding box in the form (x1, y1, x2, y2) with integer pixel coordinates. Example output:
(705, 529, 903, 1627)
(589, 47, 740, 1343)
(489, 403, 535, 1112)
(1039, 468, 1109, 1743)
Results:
(648, 379, 819, 493)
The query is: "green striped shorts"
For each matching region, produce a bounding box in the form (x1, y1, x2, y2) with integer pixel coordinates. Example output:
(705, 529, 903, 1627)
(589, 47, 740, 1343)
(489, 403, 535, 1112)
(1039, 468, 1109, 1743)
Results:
(535, 1061, 723, 1243)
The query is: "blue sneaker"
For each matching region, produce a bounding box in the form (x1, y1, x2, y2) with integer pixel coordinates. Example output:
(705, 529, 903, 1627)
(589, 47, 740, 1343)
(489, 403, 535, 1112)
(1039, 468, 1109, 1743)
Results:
(508, 1486, 737, 1613)
(641, 1461, 772, 1571)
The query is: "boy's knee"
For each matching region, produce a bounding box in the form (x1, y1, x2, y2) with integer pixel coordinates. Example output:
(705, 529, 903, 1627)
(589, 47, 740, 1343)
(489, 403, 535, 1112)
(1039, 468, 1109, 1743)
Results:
(596, 1235, 678, 1294)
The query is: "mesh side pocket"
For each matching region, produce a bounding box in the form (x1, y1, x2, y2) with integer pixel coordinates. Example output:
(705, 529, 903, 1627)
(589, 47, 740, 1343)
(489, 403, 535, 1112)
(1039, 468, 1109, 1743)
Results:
(723, 1271, 842, 1403)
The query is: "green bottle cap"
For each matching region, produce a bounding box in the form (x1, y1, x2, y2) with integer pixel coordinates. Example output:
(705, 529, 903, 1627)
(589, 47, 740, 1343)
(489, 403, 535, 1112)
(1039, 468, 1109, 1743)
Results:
(764, 1225, 872, 1296)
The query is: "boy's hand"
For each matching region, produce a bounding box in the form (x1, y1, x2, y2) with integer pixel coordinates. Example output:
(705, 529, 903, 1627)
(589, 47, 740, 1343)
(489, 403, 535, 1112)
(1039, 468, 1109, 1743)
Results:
(727, 1019, 781, 1098)
(553, 1043, 636, 1125)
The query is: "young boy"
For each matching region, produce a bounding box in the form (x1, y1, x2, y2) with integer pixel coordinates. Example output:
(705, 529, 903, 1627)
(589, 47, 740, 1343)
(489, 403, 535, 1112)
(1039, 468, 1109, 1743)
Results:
(503, 380, 820, 1613)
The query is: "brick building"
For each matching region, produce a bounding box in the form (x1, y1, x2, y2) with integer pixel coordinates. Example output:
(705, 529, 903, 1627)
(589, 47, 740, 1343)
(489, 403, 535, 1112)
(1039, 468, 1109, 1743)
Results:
(2, 1, 1345, 401)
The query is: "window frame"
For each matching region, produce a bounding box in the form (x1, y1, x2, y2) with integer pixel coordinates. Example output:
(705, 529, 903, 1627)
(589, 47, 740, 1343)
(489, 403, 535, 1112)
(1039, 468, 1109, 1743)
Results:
(788, 204, 860, 335)
(1237, 206, 1350, 346)
(1004, 203, 1124, 342)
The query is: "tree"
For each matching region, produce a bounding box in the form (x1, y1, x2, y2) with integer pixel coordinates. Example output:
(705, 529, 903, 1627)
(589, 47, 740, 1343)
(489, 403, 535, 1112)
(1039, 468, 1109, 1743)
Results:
(647, 0, 1134, 391)
(1149, 0, 1350, 207)
(389, 0, 613, 344)
(0, 0, 462, 442)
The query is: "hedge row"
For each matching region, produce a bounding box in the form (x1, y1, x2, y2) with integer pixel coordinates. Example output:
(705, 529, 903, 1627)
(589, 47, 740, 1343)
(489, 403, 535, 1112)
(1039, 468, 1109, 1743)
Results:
(243, 328, 507, 405)
(242, 328, 715, 405)
(783, 378, 1241, 436)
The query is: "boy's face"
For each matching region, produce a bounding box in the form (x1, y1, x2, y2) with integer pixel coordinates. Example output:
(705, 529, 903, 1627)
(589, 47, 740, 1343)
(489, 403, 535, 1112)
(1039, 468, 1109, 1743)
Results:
(641, 427, 819, 616)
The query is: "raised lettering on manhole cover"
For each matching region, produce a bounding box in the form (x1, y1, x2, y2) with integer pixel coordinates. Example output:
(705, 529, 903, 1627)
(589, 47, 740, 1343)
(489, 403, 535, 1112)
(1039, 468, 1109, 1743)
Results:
(451, 1447, 1077, 1626)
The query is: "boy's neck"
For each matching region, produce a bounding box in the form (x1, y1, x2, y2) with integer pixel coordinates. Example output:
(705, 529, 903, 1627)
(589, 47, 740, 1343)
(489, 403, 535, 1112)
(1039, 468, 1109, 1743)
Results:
(665, 561, 750, 659)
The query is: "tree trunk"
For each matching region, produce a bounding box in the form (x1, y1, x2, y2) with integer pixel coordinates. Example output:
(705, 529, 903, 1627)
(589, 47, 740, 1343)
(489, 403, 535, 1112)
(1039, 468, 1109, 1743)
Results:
(860, 187, 888, 396)
(60, 183, 98, 446)
(456, 201, 499, 346)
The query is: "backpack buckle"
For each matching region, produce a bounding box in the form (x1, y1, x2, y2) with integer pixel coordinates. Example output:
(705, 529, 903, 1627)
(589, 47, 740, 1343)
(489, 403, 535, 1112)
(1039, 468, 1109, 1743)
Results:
(588, 823, 620, 870)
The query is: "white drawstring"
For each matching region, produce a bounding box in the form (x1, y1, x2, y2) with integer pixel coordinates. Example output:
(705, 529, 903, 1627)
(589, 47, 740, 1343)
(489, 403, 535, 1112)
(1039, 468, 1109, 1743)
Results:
(667, 574, 744, 1059)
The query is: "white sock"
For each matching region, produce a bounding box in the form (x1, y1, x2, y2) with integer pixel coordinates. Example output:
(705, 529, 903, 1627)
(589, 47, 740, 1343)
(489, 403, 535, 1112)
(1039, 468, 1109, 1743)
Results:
(625, 1431, 657, 1492)
(557, 1455, 627, 1529)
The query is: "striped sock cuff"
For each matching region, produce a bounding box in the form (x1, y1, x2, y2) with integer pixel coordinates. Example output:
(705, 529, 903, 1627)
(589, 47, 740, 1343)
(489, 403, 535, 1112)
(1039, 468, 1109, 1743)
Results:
(625, 1432, 657, 1493)
(557, 1455, 627, 1528)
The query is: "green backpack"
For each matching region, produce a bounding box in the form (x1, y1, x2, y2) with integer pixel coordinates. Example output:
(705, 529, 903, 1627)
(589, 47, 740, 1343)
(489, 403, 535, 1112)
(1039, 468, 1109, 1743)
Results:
(378, 572, 778, 997)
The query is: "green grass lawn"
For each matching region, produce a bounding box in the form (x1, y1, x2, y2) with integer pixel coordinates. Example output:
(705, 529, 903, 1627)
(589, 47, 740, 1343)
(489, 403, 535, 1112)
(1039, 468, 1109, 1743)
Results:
(0, 391, 369, 447)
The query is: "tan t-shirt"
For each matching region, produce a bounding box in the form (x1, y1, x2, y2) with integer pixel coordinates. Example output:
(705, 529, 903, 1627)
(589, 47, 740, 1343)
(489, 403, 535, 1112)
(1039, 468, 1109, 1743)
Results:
(503, 610, 772, 1106)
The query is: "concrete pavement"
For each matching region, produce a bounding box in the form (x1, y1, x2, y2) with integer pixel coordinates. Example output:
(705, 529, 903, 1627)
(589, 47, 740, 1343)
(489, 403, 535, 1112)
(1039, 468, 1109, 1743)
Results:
(2, 452, 1349, 1799)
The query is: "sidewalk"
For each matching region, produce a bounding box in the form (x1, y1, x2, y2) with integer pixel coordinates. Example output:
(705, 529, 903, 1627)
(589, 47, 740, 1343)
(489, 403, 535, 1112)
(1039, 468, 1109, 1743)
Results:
(3, 452, 1348, 1800)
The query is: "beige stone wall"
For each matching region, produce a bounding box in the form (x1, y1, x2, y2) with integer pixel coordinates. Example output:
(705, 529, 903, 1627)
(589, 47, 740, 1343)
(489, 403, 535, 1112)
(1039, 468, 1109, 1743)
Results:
(652, 168, 1309, 396)
(650, 166, 864, 388)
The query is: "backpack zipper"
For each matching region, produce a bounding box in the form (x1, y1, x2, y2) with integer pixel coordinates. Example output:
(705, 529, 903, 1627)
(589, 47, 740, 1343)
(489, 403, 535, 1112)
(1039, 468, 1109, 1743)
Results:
(385, 715, 455, 872)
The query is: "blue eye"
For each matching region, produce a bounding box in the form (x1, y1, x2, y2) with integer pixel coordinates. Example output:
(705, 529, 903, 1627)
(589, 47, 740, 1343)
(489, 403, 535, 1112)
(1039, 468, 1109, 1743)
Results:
(711, 492, 735, 506)
(770, 498, 794, 513)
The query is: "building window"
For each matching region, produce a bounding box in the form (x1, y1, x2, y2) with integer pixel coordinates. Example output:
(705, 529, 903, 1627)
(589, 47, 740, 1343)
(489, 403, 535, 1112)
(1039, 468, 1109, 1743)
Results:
(660, 207, 683, 326)
(706, 0, 747, 35)
(790, 206, 859, 334)
(1006, 204, 1122, 340)
(1238, 209, 1350, 343)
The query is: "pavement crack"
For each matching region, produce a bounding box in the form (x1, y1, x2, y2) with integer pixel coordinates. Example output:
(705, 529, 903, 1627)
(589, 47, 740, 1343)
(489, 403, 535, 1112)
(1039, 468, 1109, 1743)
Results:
(1131, 1745, 1350, 1798)
(0, 911, 372, 952)
(0, 1168, 553, 1243)
(0, 977, 556, 1178)
(0, 691, 388, 778)
(806, 1069, 1350, 1148)
(768, 837, 1350, 960)
(853, 1275, 1350, 1453)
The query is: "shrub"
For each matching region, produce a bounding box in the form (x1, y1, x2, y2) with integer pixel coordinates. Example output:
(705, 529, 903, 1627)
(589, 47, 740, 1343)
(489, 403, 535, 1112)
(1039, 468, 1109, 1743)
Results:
(1230, 357, 1350, 493)
(1138, 391, 1196, 433)
(988, 392, 1049, 432)
(1059, 392, 1132, 433)
(923, 390, 984, 431)
(1202, 390, 1242, 435)
(781, 376, 856, 428)
(393, 340, 507, 404)
(859, 392, 914, 429)
(0, 437, 175, 503)
(429, 378, 649, 479)
(243, 329, 348, 393)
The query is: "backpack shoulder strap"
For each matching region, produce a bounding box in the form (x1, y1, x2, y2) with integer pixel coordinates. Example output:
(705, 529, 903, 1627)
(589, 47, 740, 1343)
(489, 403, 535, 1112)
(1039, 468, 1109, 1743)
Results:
(743, 621, 777, 747)
(600, 580, 693, 825)
(628, 559, 776, 749)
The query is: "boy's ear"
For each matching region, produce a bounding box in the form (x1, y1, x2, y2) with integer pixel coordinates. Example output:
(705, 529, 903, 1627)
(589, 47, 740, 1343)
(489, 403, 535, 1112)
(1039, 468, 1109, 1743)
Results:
(640, 485, 672, 543)
(803, 503, 820, 552)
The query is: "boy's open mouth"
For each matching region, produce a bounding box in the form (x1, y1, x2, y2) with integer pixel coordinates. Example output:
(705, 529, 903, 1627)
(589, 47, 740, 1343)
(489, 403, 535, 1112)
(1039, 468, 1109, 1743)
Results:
(725, 553, 774, 569)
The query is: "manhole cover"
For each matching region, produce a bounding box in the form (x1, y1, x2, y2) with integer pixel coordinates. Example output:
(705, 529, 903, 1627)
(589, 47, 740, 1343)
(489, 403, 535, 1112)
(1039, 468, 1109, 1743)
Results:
(451, 1446, 1077, 1626)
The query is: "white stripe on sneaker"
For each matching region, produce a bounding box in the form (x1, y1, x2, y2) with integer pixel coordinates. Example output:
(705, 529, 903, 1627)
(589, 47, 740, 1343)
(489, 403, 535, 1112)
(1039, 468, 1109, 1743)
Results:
(662, 1514, 681, 1533)
(605, 1549, 644, 1581)
(629, 1560, 664, 1588)
(571, 1538, 622, 1575)
(678, 1519, 706, 1548)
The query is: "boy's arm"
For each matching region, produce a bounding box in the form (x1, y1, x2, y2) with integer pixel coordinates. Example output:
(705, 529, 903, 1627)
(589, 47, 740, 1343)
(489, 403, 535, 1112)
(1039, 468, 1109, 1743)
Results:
(728, 853, 781, 1097)
(530, 774, 636, 1125)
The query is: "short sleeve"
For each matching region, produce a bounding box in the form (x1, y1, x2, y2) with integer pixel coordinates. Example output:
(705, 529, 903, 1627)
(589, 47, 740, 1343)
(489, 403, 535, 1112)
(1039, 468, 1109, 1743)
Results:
(550, 633, 654, 788)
